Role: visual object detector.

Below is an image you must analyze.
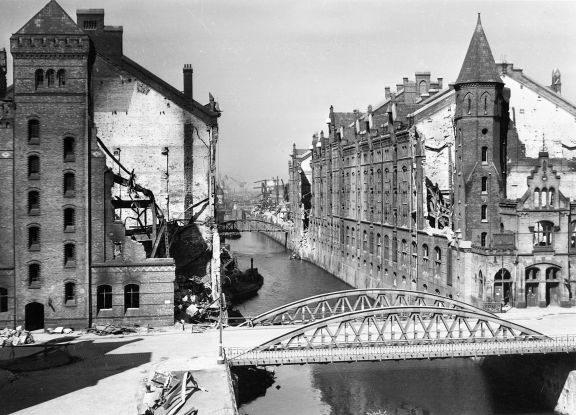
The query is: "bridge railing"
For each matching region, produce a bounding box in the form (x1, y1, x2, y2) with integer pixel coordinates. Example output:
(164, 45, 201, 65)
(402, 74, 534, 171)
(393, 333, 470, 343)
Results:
(225, 335, 576, 366)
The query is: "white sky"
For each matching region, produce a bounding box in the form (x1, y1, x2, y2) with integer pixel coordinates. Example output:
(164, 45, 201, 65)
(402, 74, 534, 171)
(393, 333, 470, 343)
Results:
(2, 0, 576, 184)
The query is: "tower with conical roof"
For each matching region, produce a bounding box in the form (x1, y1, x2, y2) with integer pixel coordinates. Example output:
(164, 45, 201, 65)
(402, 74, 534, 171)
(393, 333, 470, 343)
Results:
(453, 14, 508, 247)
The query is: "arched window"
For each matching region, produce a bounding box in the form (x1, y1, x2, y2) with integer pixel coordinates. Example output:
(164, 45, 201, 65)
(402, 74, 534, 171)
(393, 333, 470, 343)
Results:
(34, 69, 44, 89)
(57, 69, 66, 87)
(64, 243, 76, 266)
(28, 226, 40, 250)
(541, 188, 548, 207)
(481, 232, 487, 247)
(419, 80, 427, 96)
(28, 155, 40, 179)
(482, 93, 490, 115)
(384, 235, 389, 260)
(97, 285, 112, 311)
(466, 94, 472, 114)
(64, 137, 75, 161)
(534, 188, 540, 208)
(363, 230, 368, 251)
(28, 263, 40, 286)
(434, 247, 442, 268)
(376, 234, 381, 257)
(548, 187, 555, 207)
(0, 287, 7, 312)
(479, 270, 484, 298)
(64, 207, 75, 231)
(481, 176, 487, 193)
(64, 282, 76, 305)
(28, 190, 40, 215)
(28, 119, 40, 143)
(481, 205, 488, 221)
(481, 147, 488, 163)
(534, 221, 554, 247)
(63, 172, 75, 197)
(46, 69, 55, 87)
(402, 239, 408, 262)
(124, 284, 140, 309)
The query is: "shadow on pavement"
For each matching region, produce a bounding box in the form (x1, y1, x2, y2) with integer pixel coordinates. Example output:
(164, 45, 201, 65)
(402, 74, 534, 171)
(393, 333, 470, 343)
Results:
(0, 337, 150, 414)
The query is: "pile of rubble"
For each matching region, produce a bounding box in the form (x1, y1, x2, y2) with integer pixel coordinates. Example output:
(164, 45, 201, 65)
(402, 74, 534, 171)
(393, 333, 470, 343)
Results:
(0, 327, 34, 347)
(86, 324, 138, 336)
(138, 370, 205, 415)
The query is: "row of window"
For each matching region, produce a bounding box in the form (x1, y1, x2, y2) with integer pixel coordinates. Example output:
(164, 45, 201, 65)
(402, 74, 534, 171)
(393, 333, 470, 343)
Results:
(0, 284, 141, 313)
(35, 69, 66, 89)
(97, 284, 140, 311)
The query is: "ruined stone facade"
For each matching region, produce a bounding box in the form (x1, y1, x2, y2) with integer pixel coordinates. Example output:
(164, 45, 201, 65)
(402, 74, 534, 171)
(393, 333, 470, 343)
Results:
(290, 16, 576, 309)
(0, 1, 220, 329)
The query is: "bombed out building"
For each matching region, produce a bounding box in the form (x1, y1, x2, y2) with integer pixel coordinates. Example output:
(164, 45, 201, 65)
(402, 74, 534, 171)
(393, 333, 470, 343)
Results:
(0, 1, 221, 330)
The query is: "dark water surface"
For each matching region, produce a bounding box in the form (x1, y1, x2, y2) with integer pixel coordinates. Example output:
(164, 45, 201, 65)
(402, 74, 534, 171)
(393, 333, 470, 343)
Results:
(229, 233, 554, 415)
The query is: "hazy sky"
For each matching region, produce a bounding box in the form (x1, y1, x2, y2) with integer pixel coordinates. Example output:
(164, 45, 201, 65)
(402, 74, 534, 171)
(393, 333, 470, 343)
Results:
(2, 0, 576, 184)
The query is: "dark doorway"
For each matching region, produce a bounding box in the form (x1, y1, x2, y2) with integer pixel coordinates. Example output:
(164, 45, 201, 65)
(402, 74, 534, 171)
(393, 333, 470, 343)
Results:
(25, 302, 44, 331)
(494, 268, 512, 305)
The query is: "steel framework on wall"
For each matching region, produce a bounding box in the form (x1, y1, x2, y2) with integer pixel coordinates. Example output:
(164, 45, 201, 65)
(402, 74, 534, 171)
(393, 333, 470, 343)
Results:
(227, 306, 555, 366)
(217, 218, 291, 233)
(240, 288, 494, 326)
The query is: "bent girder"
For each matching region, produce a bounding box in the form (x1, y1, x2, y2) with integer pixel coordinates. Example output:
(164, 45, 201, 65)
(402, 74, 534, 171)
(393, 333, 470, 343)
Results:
(240, 288, 494, 327)
(251, 306, 546, 352)
(217, 219, 291, 233)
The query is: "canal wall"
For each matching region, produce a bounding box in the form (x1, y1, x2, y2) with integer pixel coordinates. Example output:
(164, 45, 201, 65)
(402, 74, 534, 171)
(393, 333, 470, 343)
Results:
(483, 353, 576, 414)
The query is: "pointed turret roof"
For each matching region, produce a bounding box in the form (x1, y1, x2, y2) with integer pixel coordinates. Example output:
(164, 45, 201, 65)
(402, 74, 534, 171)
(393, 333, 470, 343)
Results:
(15, 0, 83, 35)
(456, 14, 502, 85)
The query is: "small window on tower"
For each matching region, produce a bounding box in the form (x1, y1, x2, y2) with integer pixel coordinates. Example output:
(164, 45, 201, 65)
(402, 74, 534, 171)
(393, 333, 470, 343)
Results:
(481, 205, 488, 221)
(481, 177, 488, 193)
(57, 70, 66, 87)
(481, 147, 488, 163)
(34, 69, 44, 90)
(63, 172, 75, 197)
(481, 232, 487, 247)
(64, 137, 75, 162)
(83, 20, 97, 30)
(46, 69, 55, 87)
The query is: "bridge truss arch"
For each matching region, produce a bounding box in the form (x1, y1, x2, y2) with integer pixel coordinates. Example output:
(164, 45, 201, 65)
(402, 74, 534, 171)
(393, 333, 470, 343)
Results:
(241, 288, 495, 327)
(252, 306, 545, 351)
(217, 218, 292, 233)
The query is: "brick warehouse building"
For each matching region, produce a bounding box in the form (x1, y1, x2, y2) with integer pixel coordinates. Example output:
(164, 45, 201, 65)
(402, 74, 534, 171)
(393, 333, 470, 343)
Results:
(0, 1, 221, 330)
(289, 15, 576, 309)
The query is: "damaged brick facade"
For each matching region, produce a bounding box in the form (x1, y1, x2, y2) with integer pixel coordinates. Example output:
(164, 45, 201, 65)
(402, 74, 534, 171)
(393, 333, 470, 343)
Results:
(0, 1, 220, 330)
(291, 15, 576, 310)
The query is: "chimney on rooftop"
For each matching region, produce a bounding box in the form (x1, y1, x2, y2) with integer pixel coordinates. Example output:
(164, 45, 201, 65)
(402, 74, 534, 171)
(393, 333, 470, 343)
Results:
(437, 78, 443, 90)
(183, 64, 193, 101)
(385, 87, 391, 100)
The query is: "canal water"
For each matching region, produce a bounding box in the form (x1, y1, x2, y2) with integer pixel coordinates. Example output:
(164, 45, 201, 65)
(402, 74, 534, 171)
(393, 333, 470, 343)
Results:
(229, 233, 554, 415)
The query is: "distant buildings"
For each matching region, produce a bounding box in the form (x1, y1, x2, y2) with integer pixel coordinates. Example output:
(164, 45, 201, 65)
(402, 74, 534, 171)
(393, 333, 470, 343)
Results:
(290, 15, 576, 309)
(0, 1, 221, 329)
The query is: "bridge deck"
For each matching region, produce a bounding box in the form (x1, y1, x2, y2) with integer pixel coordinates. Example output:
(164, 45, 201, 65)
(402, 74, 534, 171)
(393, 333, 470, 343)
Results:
(226, 336, 576, 366)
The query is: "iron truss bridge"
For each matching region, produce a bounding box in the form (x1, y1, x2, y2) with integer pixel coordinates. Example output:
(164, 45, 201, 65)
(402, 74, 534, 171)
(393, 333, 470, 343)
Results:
(225, 302, 569, 366)
(240, 288, 493, 327)
(217, 219, 291, 233)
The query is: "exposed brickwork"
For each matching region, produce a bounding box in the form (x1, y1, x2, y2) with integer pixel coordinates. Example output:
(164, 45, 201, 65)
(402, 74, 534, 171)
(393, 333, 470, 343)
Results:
(0, 2, 220, 329)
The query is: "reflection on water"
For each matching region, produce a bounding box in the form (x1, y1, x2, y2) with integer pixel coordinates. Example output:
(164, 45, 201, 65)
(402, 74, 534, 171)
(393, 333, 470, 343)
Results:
(230, 233, 553, 415)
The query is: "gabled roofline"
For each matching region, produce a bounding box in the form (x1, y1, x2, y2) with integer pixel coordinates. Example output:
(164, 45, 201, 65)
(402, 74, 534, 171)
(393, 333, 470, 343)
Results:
(96, 52, 220, 126)
(500, 64, 576, 117)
